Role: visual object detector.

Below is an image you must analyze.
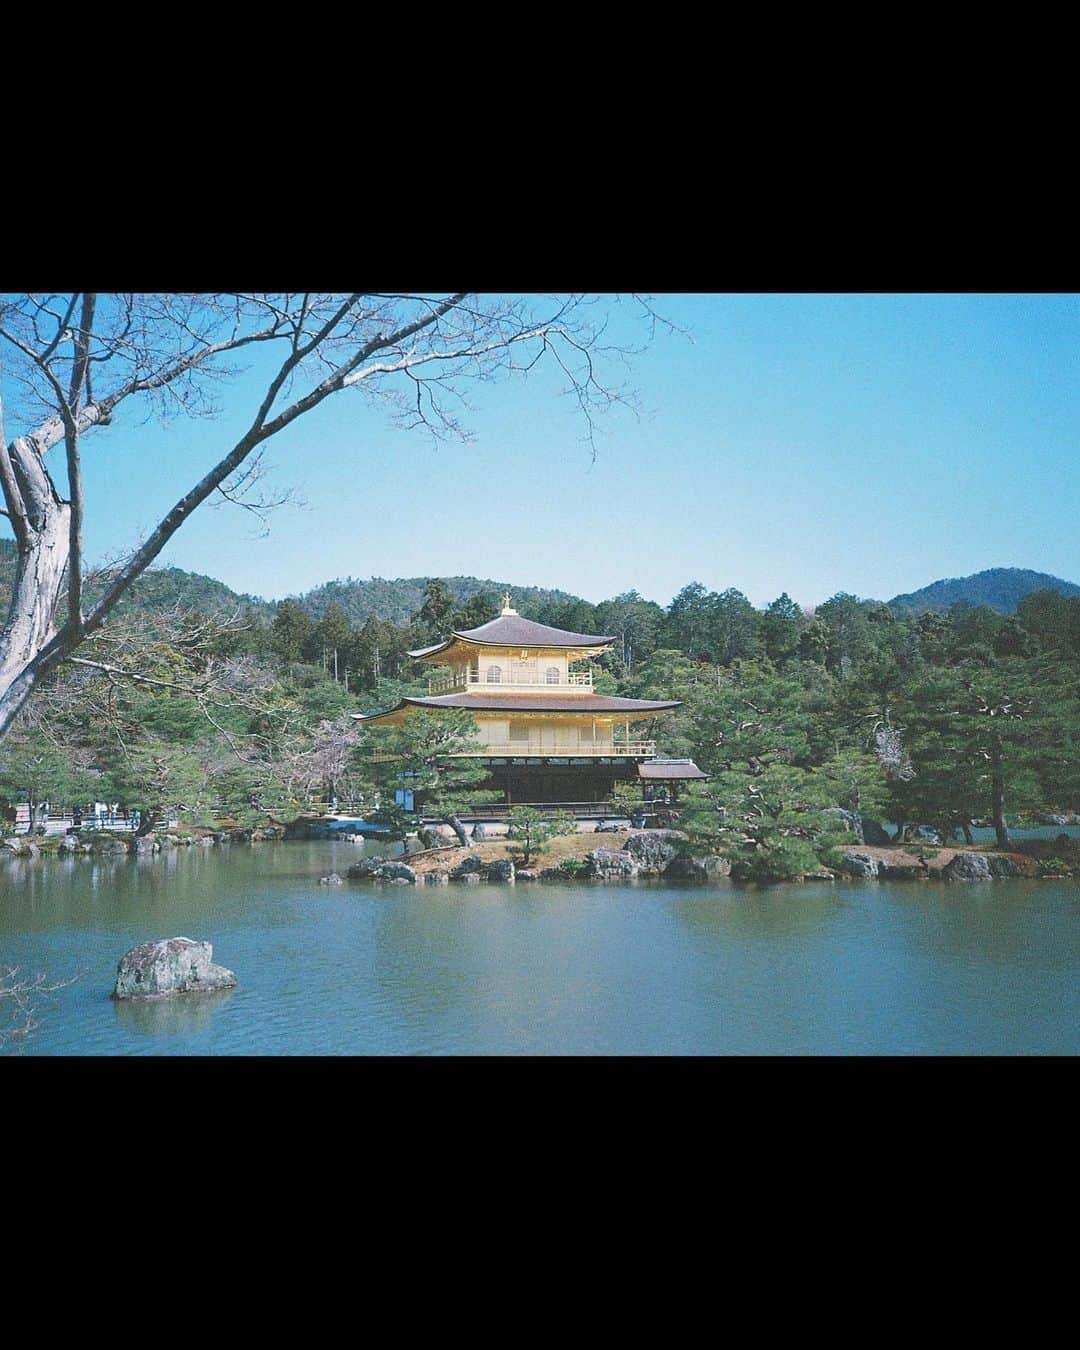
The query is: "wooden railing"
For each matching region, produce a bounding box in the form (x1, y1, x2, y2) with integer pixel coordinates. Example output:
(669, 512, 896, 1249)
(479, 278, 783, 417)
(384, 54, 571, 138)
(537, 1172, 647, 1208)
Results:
(427, 670, 594, 694)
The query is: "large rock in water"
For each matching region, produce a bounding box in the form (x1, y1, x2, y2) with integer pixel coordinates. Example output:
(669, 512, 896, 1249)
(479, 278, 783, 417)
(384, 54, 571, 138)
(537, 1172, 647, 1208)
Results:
(113, 937, 236, 999)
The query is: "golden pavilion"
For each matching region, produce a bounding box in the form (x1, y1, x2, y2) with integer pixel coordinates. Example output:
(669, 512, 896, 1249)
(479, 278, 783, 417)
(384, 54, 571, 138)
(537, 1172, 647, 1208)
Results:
(355, 595, 704, 810)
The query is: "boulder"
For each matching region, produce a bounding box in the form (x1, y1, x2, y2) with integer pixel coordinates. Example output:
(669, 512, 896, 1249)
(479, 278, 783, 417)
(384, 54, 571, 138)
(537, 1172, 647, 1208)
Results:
(2, 837, 37, 857)
(538, 867, 564, 881)
(319, 873, 344, 886)
(113, 937, 236, 999)
(460, 872, 482, 885)
(516, 869, 539, 881)
(58, 834, 79, 853)
(450, 855, 486, 881)
(943, 853, 993, 882)
(804, 869, 836, 881)
(838, 852, 880, 879)
(823, 808, 891, 846)
(877, 859, 926, 881)
(90, 834, 128, 854)
(941, 851, 1026, 882)
(423, 871, 450, 885)
(374, 861, 419, 884)
(663, 853, 732, 880)
(133, 835, 160, 854)
(583, 849, 639, 881)
(485, 858, 515, 884)
(625, 829, 688, 871)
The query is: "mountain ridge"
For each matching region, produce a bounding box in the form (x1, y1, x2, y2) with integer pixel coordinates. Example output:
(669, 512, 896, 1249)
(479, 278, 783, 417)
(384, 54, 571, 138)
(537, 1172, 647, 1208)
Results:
(887, 567, 1080, 614)
(2, 541, 1077, 622)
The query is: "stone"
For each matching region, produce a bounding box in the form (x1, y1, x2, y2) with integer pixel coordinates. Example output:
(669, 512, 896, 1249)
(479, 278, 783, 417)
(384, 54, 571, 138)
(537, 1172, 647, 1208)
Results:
(877, 859, 927, 881)
(58, 834, 79, 853)
(538, 867, 564, 881)
(460, 872, 482, 885)
(112, 937, 236, 999)
(374, 861, 419, 884)
(943, 853, 993, 882)
(450, 854, 486, 880)
(838, 852, 880, 879)
(516, 869, 539, 881)
(134, 835, 159, 854)
(319, 873, 344, 885)
(584, 849, 639, 881)
(662, 853, 732, 880)
(423, 871, 450, 885)
(940, 851, 1026, 882)
(804, 869, 836, 881)
(485, 858, 515, 884)
(625, 829, 688, 871)
(90, 834, 128, 854)
(823, 808, 891, 846)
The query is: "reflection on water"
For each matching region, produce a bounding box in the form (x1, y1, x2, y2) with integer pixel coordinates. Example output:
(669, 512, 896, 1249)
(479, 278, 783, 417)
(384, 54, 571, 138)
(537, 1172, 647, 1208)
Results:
(112, 987, 235, 1036)
(2, 840, 1077, 1055)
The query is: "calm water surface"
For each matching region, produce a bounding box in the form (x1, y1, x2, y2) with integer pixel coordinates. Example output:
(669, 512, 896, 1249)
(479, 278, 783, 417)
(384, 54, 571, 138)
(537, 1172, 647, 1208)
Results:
(1, 840, 1077, 1055)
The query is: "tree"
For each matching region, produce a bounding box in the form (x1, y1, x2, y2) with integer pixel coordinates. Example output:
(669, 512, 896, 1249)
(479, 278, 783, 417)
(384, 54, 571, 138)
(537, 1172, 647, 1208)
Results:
(761, 593, 804, 668)
(271, 601, 314, 665)
(0, 292, 663, 739)
(505, 806, 576, 867)
(357, 710, 490, 846)
(411, 578, 457, 646)
(451, 590, 499, 632)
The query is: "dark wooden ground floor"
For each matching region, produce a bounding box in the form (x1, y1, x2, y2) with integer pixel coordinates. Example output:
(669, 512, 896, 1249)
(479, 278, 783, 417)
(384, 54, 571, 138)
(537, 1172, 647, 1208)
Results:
(485, 762, 636, 804)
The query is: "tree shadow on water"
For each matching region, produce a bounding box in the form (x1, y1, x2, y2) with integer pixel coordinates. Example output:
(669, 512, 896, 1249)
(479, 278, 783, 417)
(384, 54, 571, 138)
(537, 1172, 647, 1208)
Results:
(112, 988, 235, 1036)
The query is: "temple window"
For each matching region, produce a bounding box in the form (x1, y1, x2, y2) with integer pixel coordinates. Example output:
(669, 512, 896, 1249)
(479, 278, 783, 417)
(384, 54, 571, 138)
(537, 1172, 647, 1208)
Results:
(486, 665, 502, 683)
(545, 666, 560, 684)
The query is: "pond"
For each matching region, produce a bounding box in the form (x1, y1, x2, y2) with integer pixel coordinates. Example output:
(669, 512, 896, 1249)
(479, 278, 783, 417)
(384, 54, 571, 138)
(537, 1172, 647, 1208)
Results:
(1, 839, 1077, 1055)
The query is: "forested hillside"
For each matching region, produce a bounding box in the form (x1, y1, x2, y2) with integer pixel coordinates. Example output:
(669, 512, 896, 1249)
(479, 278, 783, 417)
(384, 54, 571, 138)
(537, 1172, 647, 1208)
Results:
(889, 568, 1080, 614)
(3, 546, 1079, 878)
(291, 575, 585, 626)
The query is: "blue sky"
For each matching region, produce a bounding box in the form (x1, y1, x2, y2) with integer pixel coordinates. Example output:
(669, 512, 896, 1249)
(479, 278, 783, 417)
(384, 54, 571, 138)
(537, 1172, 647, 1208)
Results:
(5, 293, 1078, 609)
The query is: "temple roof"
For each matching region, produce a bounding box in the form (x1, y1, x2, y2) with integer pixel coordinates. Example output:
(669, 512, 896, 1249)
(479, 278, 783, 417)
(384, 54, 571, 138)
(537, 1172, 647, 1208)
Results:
(354, 692, 680, 723)
(407, 612, 616, 661)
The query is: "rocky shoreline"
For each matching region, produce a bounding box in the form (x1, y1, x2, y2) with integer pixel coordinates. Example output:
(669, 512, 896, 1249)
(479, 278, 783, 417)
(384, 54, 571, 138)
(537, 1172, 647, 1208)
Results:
(342, 830, 1078, 887)
(4, 823, 1076, 886)
(1, 824, 287, 860)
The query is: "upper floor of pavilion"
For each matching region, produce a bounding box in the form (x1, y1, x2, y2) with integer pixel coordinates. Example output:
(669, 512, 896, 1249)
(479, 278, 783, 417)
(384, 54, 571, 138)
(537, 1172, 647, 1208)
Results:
(408, 595, 617, 695)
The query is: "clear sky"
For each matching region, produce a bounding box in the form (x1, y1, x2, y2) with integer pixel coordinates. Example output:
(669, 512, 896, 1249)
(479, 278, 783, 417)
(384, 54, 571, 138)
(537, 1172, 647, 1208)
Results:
(7, 293, 1078, 610)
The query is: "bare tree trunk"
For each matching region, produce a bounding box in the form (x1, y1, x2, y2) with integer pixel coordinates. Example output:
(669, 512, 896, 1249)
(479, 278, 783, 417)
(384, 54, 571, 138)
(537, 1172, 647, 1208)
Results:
(0, 437, 72, 735)
(442, 812, 470, 848)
